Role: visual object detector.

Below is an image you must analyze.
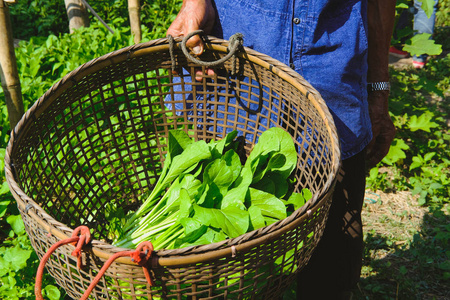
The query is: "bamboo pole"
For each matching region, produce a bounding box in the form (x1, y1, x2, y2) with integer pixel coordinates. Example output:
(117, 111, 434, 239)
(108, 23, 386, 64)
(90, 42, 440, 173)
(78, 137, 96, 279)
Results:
(0, 0, 24, 129)
(80, 0, 114, 34)
(128, 0, 141, 44)
(64, 0, 90, 33)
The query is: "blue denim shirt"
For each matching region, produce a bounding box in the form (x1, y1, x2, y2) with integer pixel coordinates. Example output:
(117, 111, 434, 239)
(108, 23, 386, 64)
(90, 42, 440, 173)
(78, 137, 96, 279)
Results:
(212, 0, 370, 159)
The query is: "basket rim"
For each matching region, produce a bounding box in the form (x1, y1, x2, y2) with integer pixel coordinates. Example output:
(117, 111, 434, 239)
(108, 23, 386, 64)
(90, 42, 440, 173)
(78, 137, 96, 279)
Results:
(4, 35, 341, 265)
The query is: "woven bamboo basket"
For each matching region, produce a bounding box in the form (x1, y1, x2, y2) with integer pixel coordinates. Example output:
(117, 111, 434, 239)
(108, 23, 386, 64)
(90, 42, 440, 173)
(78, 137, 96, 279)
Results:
(5, 34, 340, 299)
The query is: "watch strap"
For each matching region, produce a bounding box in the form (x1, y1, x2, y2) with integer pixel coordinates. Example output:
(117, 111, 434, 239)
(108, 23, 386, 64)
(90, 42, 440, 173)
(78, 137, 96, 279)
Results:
(367, 82, 390, 92)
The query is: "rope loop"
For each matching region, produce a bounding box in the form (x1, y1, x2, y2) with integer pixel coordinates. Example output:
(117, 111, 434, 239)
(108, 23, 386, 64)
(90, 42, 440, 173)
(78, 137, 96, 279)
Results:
(180, 30, 244, 70)
(131, 241, 155, 286)
(35, 226, 92, 300)
(131, 241, 154, 266)
(70, 225, 92, 269)
(35, 236, 155, 300)
(24, 203, 34, 214)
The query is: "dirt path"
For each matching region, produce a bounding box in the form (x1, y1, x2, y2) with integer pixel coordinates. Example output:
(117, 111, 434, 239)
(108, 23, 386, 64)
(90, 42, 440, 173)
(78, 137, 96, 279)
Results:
(389, 54, 415, 69)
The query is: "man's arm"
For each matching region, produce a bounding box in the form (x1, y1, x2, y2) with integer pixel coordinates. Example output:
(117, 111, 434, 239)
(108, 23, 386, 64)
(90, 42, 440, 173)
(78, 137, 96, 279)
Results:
(366, 0, 397, 167)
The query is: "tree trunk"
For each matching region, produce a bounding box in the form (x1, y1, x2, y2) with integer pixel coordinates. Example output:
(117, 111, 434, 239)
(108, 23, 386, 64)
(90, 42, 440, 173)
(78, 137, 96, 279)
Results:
(128, 0, 141, 44)
(64, 0, 90, 33)
(0, 0, 24, 129)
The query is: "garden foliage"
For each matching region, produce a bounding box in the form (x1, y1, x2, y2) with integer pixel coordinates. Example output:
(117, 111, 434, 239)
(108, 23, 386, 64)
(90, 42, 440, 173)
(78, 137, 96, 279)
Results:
(0, 0, 449, 299)
(1, 2, 181, 298)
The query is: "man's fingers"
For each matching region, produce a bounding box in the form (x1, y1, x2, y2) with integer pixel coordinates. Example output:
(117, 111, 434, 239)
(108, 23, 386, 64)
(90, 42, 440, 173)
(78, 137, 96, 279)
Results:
(185, 35, 204, 55)
(194, 68, 215, 81)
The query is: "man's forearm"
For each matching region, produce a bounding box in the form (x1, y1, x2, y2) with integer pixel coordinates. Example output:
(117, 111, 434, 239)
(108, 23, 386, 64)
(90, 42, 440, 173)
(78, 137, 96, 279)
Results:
(365, 0, 397, 167)
(367, 0, 396, 82)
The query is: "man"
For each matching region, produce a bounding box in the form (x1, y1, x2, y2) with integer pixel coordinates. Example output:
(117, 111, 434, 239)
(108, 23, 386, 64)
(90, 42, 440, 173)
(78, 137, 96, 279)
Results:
(167, 0, 396, 298)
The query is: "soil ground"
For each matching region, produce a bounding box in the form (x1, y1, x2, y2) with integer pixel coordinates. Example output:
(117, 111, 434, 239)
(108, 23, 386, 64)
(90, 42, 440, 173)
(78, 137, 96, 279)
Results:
(354, 189, 449, 300)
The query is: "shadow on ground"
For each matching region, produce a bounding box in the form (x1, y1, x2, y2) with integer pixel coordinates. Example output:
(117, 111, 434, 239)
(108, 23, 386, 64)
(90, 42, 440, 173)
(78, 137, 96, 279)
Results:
(354, 191, 449, 300)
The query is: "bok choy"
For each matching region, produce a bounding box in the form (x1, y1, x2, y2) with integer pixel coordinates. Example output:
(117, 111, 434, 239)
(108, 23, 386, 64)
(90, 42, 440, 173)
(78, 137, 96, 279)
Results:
(110, 127, 311, 250)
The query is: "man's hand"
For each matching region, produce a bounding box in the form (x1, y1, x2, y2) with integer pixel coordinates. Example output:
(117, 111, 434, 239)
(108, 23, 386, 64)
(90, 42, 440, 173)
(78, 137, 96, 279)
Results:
(167, 0, 216, 80)
(366, 90, 396, 168)
(167, 0, 215, 53)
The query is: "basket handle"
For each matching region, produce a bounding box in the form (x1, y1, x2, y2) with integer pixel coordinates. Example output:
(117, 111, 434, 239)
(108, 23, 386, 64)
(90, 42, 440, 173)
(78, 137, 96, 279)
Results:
(171, 30, 244, 74)
(35, 226, 91, 300)
(35, 226, 155, 300)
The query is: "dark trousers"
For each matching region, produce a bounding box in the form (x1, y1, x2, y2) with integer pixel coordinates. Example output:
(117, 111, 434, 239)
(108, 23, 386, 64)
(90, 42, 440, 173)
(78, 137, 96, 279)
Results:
(297, 150, 366, 299)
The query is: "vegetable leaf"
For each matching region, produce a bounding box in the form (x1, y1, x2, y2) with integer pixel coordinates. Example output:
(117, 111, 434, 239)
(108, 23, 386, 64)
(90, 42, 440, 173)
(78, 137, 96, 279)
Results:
(203, 150, 241, 195)
(210, 130, 238, 157)
(165, 140, 211, 184)
(193, 203, 249, 238)
(248, 205, 265, 230)
(167, 130, 193, 160)
(285, 189, 312, 211)
(248, 188, 286, 220)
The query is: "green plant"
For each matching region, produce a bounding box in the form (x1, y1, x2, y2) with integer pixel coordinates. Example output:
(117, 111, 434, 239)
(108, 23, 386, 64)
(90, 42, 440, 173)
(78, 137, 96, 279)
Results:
(1, 2, 183, 298)
(0, 21, 161, 135)
(114, 128, 310, 249)
(9, 0, 183, 40)
(356, 203, 450, 300)
(9, 0, 68, 39)
(141, 0, 182, 37)
(2, 0, 449, 298)
(361, 15, 450, 291)
(0, 176, 62, 300)
(393, 0, 444, 58)
(436, 0, 450, 27)
(367, 50, 450, 206)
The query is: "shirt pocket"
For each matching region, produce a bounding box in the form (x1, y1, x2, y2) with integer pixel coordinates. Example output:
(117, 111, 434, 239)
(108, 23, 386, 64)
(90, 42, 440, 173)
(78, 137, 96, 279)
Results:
(309, 2, 368, 57)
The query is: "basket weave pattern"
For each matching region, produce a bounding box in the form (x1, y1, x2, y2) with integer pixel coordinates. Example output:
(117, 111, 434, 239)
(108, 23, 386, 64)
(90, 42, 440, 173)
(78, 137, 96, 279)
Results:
(5, 36, 340, 299)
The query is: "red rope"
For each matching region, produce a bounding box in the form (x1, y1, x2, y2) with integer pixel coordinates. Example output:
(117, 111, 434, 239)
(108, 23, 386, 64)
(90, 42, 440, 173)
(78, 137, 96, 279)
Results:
(35, 227, 154, 300)
(77, 241, 155, 300)
(35, 236, 79, 300)
(70, 226, 91, 269)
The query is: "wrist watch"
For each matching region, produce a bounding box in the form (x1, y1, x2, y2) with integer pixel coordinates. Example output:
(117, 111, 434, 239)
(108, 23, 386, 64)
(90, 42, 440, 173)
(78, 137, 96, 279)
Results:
(367, 82, 390, 92)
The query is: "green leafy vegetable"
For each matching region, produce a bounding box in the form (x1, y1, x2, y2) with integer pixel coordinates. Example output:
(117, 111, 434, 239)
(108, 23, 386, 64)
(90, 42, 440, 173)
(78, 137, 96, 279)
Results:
(111, 128, 311, 250)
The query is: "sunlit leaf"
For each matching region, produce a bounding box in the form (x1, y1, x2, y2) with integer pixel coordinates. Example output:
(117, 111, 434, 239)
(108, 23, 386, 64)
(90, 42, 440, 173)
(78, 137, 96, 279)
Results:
(407, 113, 439, 132)
(382, 138, 410, 165)
(0, 182, 9, 195)
(2, 245, 32, 272)
(43, 285, 61, 300)
(0, 200, 10, 218)
(6, 215, 25, 235)
(403, 33, 442, 57)
(421, 0, 436, 18)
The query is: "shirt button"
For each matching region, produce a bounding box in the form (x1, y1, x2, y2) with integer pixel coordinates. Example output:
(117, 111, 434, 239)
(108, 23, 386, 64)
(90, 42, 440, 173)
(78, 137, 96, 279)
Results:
(290, 63, 295, 70)
(293, 18, 300, 24)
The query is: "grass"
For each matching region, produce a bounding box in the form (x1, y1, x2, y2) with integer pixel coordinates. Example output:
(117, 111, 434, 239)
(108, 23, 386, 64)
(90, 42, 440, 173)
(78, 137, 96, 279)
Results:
(355, 190, 449, 299)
